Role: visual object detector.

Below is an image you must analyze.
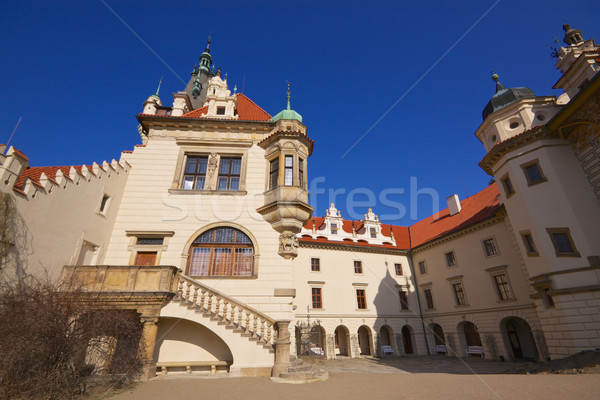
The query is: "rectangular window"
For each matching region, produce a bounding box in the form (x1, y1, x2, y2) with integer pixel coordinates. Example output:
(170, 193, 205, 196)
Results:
(331, 223, 338, 235)
(356, 289, 367, 309)
(501, 175, 515, 197)
(394, 263, 403, 276)
(284, 155, 293, 186)
(269, 158, 279, 189)
(542, 288, 555, 308)
(312, 287, 322, 309)
(216, 106, 226, 115)
(493, 273, 513, 300)
(520, 232, 538, 256)
(445, 251, 456, 267)
(399, 290, 409, 310)
(522, 161, 546, 186)
(424, 288, 434, 309)
(298, 158, 304, 188)
(183, 155, 209, 190)
(217, 157, 241, 191)
(482, 238, 499, 256)
(547, 228, 580, 257)
(354, 260, 363, 274)
(311, 258, 320, 272)
(370, 227, 377, 238)
(136, 237, 164, 245)
(452, 282, 466, 305)
(418, 261, 426, 275)
(99, 194, 111, 214)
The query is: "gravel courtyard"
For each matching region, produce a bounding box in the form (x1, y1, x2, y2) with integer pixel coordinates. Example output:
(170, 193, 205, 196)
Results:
(106, 357, 600, 400)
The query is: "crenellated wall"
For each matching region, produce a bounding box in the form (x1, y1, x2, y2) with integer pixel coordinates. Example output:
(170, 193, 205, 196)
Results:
(0, 145, 130, 283)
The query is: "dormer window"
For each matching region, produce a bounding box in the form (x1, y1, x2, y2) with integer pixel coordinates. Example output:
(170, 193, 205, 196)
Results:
(370, 227, 376, 238)
(331, 223, 338, 235)
(216, 106, 226, 115)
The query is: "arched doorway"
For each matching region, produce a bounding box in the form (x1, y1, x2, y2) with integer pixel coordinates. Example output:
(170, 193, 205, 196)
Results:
(357, 325, 372, 356)
(401, 325, 413, 354)
(335, 325, 350, 356)
(463, 322, 482, 347)
(502, 317, 538, 361)
(432, 324, 445, 345)
(309, 325, 326, 356)
(379, 325, 393, 346)
(379, 325, 394, 356)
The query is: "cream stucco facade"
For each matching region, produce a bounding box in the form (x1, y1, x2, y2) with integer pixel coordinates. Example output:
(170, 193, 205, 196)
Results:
(2, 25, 600, 380)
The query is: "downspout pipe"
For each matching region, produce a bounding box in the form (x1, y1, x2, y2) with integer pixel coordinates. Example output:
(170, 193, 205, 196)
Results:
(407, 226, 430, 356)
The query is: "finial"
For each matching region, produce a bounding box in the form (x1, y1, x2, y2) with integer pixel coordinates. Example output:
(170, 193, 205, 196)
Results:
(491, 70, 506, 93)
(233, 84, 237, 94)
(286, 80, 291, 110)
(206, 33, 211, 52)
(216, 67, 221, 77)
(152, 77, 162, 98)
(224, 72, 228, 81)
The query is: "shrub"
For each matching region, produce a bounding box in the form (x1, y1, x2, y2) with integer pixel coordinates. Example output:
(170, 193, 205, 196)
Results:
(0, 280, 143, 399)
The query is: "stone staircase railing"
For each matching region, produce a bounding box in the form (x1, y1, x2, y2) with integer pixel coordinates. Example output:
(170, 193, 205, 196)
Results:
(173, 273, 277, 349)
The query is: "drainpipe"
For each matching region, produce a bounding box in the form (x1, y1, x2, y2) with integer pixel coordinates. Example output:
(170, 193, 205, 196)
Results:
(407, 226, 430, 356)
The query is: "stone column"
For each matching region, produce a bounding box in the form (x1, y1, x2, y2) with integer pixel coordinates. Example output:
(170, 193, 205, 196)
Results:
(272, 320, 292, 377)
(139, 315, 160, 381)
(350, 334, 360, 358)
(326, 334, 336, 359)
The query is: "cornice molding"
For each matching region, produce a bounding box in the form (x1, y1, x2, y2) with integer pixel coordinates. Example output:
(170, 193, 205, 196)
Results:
(479, 127, 560, 174)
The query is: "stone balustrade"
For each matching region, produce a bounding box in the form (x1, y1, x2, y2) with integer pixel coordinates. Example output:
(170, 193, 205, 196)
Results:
(174, 273, 277, 348)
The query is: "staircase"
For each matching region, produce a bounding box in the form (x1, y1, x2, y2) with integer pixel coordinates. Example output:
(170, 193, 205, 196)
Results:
(270, 355, 329, 383)
(170, 273, 276, 351)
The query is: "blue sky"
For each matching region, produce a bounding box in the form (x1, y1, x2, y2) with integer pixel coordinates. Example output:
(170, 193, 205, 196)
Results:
(1, 1, 598, 223)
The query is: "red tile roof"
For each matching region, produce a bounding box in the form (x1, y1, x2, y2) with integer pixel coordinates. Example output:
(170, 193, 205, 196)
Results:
(409, 183, 501, 248)
(301, 216, 411, 250)
(181, 93, 272, 121)
(300, 184, 501, 251)
(13, 164, 103, 192)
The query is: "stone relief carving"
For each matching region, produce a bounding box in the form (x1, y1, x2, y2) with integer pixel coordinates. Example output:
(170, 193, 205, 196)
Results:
(205, 153, 219, 190)
(278, 232, 299, 259)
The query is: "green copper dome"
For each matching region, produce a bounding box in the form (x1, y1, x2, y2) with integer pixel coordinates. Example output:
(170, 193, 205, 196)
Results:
(271, 83, 303, 123)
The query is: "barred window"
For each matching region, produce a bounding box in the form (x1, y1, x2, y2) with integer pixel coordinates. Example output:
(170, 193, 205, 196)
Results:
(187, 227, 254, 277)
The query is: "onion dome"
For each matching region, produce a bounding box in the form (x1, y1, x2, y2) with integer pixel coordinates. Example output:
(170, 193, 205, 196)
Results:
(482, 73, 535, 121)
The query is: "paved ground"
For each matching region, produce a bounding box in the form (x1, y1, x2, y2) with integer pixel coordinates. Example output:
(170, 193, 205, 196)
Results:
(106, 357, 600, 400)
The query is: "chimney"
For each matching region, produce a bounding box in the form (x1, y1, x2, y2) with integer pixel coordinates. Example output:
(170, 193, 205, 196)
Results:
(447, 194, 461, 216)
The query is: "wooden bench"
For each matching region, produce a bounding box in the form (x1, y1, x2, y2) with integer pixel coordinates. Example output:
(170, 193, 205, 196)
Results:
(434, 345, 447, 355)
(156, 361, 229, 376)
(465, 346, 485, 358)
(381, 345, 394, 356)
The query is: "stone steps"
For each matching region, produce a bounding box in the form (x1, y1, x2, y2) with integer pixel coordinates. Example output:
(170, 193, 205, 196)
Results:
(271, 356, 329, 384)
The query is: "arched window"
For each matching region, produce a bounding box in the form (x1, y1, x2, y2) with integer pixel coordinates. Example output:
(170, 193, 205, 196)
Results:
(187, 227, 254, 277)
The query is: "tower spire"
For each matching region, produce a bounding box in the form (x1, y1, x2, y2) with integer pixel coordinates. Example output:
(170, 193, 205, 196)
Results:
(154, 77, 163, 97)
(286, 81, 291, 110)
